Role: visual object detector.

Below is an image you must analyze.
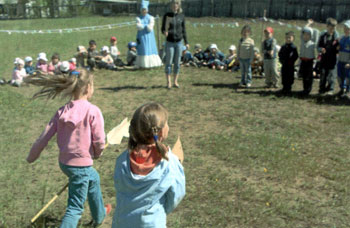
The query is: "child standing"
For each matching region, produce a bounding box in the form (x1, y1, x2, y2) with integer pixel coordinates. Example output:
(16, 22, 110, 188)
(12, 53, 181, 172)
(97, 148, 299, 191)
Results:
(237, 25, 255, 87)
(299, 26, 316, 95)
(25, 69, 111, 227)
(317, 18, 339, 95)
(278, 31, 299, 94)
(262, 27, 279, 88)
(127, 41, 137, 66)
(48, 53, 62, 75)
(337, 20, 350, 97)
(10, 58, 27, 87)
(36, 52, 48, 74)
(112, 102, 185, 228)
(24, 56, 35, 75)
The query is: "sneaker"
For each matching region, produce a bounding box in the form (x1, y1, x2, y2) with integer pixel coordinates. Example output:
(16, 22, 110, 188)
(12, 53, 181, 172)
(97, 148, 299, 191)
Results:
(272, 84, 279, 89)
(88, 204, 112, 227)
(246, 83, 251, 88)
(239, 83, 245, 88)
(326, 90, 334, 95)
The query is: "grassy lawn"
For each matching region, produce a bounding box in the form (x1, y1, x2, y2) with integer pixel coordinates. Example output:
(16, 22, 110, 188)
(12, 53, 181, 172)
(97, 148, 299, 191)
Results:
(1, 16, 350, 228)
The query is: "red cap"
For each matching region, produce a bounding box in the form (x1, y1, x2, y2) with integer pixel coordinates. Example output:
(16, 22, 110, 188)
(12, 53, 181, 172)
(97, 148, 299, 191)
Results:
(110, 36, 117, 42)
(264, 27, 274, 34)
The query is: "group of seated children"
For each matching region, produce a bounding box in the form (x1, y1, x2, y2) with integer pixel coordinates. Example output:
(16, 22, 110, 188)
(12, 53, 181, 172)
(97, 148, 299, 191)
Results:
(179, 43, 242, 72)
(2, 36, 139, 87)
(83, 38, 138, 71)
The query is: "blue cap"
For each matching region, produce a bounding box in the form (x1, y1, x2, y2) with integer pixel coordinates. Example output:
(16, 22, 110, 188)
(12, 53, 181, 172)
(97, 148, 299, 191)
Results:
(128, 41, 137, 49)
(344, 20, 350, 29)
(141, 0, 149, 10)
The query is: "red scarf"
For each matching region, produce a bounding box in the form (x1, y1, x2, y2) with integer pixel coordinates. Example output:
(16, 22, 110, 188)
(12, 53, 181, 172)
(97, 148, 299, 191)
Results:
(129, 144, 162, 176)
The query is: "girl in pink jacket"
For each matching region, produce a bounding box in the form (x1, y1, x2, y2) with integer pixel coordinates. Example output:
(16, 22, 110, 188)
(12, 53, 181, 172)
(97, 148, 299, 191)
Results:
(25, 69, 111, 227)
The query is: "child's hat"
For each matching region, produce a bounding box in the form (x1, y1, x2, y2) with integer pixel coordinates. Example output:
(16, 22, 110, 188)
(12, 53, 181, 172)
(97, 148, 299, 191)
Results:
(77, 45, 87, 53)
(101, 46, 110, 53)
(110, 36, 117, 42)
(344, 20, 350, 29)
(37, 52, 48, 61)
(210, 43, 218, 49)
(229, 45, 236, 51)
(69, 58, 76, 63)
(302, 26, 313, 35)
(14, 58, 24, 65)
(264, 27, 274, 34)
(24, 56, 33, 62)
(194, 43, 202, 50)
(60, 61, 70, 73)
(254, 47, 260, 53)
(127, 41, 137, 49)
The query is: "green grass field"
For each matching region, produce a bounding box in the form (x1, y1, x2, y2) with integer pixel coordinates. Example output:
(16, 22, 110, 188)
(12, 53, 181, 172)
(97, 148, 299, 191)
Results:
(1, 16, 350, 228)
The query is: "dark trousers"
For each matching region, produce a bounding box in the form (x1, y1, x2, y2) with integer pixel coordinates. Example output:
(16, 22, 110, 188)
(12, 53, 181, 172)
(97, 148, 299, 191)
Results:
(281, 65, 295, 92)
(319, 67, 336, 93)
(300, 60, 314, 95)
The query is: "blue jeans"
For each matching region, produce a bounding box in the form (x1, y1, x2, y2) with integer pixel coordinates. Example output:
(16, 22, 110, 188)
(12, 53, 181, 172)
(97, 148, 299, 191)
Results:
(59, 163, 105, 228)
(337, 61, 350, 91)
(165, 41, 183, 75)
(240, 58, 252, 84)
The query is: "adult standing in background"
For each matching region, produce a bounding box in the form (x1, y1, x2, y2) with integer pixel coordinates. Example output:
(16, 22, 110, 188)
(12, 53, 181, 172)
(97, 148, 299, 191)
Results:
(136, 0, 163, 68)
(162, 0, 189, 89)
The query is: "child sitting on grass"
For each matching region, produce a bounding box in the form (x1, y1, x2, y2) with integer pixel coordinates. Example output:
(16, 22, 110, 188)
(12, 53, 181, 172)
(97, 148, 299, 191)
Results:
(181, 46, 195, 67)
(10, 58, 27, 87)
(69, 58, 76, 71)
(87, 40, 102, 70)
(193, 43, 206, 67)
(99, 46, 117, 70)
(25, 69, 111, 227)
(251, 47, 264, 77)
(48, 53, 62, 75)
(36, 52, 48, 74)
(112, 102, 185, 228)
(110, 36, 121, 64)
(24, 56, 35, 75)
(224, 45, 239, 72)
(127, 41, 137, 66)
(75, 46, 87, 68)
(207, 44, 225, 70)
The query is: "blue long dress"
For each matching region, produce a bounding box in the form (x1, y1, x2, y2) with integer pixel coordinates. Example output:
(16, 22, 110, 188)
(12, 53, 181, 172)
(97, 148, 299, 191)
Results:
(136, 14, 163, 68)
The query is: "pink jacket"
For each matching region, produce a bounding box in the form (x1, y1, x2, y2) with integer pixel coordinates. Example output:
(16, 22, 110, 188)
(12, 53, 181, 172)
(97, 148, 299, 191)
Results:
(36, 63, 48, 73)
(27, 99, 105, 166)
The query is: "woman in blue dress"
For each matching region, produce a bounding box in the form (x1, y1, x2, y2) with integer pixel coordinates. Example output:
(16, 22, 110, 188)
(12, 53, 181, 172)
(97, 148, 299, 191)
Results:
(135, 0, 162, 68)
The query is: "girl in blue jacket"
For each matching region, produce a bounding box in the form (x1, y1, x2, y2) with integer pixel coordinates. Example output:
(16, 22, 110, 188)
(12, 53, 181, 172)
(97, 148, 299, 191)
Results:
(112, 102, 186, 228)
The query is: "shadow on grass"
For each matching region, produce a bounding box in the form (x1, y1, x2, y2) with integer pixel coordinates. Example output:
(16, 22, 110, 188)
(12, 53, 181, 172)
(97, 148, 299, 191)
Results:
(192, 82, 240, 89)
(30, 215, 95, 228)
(99, 85, 168, 92)
(235, 89, 350, 106)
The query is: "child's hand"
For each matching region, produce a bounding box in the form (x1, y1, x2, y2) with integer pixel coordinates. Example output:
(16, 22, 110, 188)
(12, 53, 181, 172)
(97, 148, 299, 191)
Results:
(321, 48, 326, 54)
(346, 64, 350, 69)
(165, 32, 168, 37)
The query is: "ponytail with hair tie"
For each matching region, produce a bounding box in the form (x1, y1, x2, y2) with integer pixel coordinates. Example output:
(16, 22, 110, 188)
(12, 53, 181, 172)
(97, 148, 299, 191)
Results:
(152, 127, 169, 161)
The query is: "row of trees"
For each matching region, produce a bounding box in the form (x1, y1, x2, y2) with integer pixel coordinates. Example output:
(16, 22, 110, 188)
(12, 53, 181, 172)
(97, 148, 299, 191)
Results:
(1, 0, 91, 18)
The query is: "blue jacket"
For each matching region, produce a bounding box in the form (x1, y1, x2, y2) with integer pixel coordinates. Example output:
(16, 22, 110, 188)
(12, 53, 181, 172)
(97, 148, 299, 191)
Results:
(25, 65, 34, 75)
(112, 149, 186, 228)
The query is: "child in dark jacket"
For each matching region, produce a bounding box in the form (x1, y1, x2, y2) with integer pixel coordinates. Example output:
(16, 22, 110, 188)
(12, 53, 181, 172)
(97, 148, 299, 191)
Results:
(193, 44, 206, 67)
(317, 18, 339, 95)
(279, 31, 299, 94)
